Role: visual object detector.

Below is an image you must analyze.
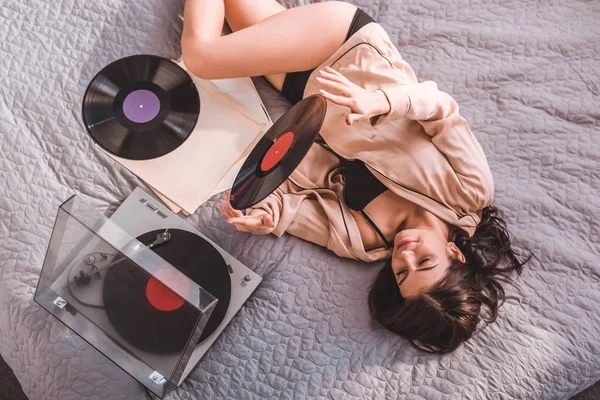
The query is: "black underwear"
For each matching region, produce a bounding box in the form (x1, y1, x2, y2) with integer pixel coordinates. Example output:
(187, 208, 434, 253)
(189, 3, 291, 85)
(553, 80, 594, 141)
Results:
(342, 159, 392, 249)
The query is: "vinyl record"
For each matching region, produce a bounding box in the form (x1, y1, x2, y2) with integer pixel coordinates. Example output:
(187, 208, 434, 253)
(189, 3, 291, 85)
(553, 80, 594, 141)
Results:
(82, 55, 200, 160)
(230, 94, 327, 209)
(103, 229, 231, 354)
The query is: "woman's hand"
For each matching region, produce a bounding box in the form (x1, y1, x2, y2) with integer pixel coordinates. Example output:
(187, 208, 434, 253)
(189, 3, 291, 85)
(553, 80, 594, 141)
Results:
(219, 195, 275, 235)
(316, 66, 391, 126)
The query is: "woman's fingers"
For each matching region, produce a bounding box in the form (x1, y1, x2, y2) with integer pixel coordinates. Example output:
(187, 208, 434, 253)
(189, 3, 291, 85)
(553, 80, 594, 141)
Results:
(227, 213, 274, 234)
(319, 89, 353, 107)
(227, 216, 253, 226)
(219, 202, 243, 219)
(228, 216, 264, 233)
(259, 214, 275, 228)
(228, 215, 268, 228)
(225, 203, 244, 217)
(218, 203, 233, 218)
(322, 66, 352, 85)
(346, 113, 368, 126)
(316, 76, 350, 96)
(218, 202, 231, 218)
(317, 69, 348, 86)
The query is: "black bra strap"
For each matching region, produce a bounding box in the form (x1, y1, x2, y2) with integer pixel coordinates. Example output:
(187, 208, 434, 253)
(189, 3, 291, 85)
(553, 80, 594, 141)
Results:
(360, 210, 393, 249)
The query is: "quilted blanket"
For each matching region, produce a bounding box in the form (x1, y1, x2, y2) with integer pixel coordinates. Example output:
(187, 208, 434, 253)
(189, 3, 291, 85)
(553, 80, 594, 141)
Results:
(1, 0, 598, 399)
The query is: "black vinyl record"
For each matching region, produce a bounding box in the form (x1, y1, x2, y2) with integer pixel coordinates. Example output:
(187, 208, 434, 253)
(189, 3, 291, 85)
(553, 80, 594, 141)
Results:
(82, 55, 200, 160)
(103, 229, 231, 354)
(230, 94, 327, 209)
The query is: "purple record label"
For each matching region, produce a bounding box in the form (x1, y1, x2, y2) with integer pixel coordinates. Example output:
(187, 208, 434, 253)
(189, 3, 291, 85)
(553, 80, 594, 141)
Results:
(122, 89, 161, 123)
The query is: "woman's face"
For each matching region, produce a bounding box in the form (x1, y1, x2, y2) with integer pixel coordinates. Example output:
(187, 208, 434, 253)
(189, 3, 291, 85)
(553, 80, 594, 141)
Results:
(391, 228, 464, 298)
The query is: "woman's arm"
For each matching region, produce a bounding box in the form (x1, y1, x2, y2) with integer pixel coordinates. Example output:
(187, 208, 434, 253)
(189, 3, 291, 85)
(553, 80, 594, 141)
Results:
(221, 187, 330, 248)
(316, 70, 494, 209)
(376, 81, 495, 207)
(250, 190, 330, 248)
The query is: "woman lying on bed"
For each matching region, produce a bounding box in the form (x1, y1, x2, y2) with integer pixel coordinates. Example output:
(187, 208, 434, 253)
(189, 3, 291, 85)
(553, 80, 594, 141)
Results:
(182, 0, 530, 353)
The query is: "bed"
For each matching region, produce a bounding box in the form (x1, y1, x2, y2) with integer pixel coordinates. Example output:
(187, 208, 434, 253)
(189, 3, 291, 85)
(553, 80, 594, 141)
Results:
(1, 0, 599, 398)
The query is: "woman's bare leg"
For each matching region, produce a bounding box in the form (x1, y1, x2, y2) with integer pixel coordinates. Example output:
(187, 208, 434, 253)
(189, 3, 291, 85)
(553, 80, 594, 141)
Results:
(222, 0, 287, 90)
(181, 0, 357, 81)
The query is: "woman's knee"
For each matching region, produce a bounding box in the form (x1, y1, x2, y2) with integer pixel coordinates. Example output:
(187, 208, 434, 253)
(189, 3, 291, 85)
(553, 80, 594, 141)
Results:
(181, 36, 220, 80)
(223, 0, 286, 32)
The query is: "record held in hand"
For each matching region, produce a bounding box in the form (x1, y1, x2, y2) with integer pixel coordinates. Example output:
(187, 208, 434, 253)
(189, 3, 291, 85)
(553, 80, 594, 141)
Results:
(230, 94, 327, 209)
(82, 55, 200, 160)
(103, 229, 231, 354)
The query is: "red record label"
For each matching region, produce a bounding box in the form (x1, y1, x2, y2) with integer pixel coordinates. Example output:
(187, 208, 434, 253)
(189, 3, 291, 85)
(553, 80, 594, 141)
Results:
(260, 131, 294, 172)
(146, 268, 190, 311)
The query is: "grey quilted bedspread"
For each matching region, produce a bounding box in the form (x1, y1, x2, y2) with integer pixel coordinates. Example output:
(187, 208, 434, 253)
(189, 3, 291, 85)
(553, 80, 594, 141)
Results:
(1, 0, 599, 399)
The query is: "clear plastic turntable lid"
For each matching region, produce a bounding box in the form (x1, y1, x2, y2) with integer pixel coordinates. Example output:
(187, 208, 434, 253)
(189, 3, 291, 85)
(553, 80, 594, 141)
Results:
(34, 195, 217, 398)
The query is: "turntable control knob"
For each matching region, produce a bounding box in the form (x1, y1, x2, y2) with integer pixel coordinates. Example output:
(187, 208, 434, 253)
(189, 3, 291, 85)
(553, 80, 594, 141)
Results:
(241, 274, 253, 286)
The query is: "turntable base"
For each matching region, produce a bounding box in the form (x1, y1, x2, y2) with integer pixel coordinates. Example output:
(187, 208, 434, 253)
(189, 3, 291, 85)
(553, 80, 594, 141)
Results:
(109, 187, 261, 384)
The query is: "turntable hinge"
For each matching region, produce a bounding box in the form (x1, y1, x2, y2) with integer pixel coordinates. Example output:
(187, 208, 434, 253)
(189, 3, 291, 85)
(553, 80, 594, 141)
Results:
(149, 371, 166, 385)
(53, 296, 67, 309)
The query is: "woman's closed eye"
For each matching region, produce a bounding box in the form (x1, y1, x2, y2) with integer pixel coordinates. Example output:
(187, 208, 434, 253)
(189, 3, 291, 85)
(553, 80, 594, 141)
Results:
(396, 258, 435, 285)
(395, 258, 431, 275)
(396, 269, 408, 285)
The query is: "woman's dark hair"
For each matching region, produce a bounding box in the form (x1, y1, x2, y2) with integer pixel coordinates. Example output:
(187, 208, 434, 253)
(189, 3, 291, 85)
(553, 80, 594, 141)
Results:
(368, 205, 531, 354)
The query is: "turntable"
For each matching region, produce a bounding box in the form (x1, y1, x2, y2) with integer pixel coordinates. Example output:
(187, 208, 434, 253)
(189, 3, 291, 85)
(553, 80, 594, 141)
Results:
(34, 188, 261, 398)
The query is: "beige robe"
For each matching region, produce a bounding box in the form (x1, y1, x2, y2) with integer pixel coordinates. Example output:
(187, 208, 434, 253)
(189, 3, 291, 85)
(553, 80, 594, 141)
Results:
(249, 22, 494, 262)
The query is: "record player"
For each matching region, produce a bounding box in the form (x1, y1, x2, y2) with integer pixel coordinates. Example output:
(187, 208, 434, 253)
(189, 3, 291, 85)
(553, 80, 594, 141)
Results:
(34, 187, 261, 398)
